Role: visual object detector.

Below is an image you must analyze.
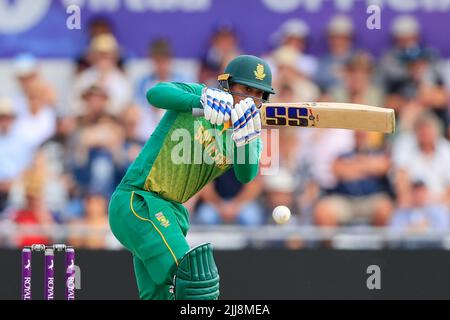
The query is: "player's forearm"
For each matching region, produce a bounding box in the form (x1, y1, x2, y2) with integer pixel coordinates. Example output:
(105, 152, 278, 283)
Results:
(146, 82, 203, 112)
(233, 138, 262, 184)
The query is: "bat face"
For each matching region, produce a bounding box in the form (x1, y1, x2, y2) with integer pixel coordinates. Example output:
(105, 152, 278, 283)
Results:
(260, 102, 396, 133)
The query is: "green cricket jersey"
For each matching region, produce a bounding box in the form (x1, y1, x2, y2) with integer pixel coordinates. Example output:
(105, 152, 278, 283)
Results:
(118, 82, 262, 203)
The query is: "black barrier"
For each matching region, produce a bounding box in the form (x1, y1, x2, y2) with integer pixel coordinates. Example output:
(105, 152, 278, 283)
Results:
(1, 249, 450, 300)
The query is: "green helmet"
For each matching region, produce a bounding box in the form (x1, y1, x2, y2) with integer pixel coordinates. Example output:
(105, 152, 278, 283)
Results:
(218, 55, 275, 101)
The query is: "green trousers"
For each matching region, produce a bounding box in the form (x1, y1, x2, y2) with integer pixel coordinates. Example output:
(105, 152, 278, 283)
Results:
(108, 187, 190, 300)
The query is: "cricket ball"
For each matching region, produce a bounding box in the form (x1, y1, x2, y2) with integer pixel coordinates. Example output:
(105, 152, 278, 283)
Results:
(272, 205, 291, 224)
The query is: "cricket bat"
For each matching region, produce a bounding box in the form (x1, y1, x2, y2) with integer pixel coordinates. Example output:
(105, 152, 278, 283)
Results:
(192, 102, 396, 133)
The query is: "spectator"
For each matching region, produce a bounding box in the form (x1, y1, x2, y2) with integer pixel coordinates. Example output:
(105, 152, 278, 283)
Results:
(14, 81, 56, 149)
(0, 97, 34, 214)
(331, 51, 383, 107)
(195, 170, 264, 226)
(316, 15, 355, 91)
(270, 19, 318, 79)
(38, 115, 78, 221)
(135, 39, 187, 139)
(297, 92, 355, 193)
(68, 193, 110, 249)
(11, 154, 54, 247)
(297, 127, 355, 193)
(71, 33, 132, 116)
(378, 15, 422, 90)
(392, 47, 448, 128)
(75, 17, 125, 74)
(12, 53, 56, 109)
(199, 22, 241, 86)
(330, 51, 385, 148)
(272, 45, 320, 102)
(393, 112, 450, 207)
(379, 15, 444, 111)
(390, 181, 449, 234)
(69, 85, 125, 198)
(117, 105, 145, 175)
(261, 126, 317, 225)
(314, 130, 393, 227)
(280, 128, 320, 225)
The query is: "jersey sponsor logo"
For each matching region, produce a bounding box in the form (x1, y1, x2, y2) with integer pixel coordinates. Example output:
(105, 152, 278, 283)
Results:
(155, 212, 170, 228)
(194, 124, 232, 169)
(254, 64, 266, 80)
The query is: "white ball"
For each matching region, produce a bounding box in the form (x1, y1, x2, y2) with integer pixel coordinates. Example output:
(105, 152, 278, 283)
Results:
(272, 205, 291, 224)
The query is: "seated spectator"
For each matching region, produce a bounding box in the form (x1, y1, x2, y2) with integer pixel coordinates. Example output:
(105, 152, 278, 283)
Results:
(199, 22, 241, 86)
(135, 39, 187, 139)
(378, 15, 423, 90)
(331, 51, 383, 106)
(136, 39, 188, 106)
(68, 193, 110, 249)
(392, 47, 448, 128)
(12, 53, 56, 109)
(14, 81, 56, 149)
(37, 115, 78, 221)
(195, 169, 264, 226)
(71, 33, 132, 116)
(296, 93, 355, 194)
(261, 126, 317, 225)
(270, 19, 318, 79)
(272, 45, 320, 102)
(0, 97, 35, 214)
(390, 181, 449, 234)
(117, 105, 145, 175)
(11, 157, 54, 247)
(314, 130, 393, 226)
(69, 85, 125, 198)
(75, 17, 125, 74)
(316, 15, 355, 91)
(392, 112, 450, 207)
(330, 51, 385, 148)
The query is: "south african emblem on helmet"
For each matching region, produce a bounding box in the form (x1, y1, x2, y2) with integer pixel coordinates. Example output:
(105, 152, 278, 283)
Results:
(254, 64, 266, 80)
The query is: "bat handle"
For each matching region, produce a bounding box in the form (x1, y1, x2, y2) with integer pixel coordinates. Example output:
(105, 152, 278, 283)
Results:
(192, 108, 232, 129)
(192, 108, 204, 117)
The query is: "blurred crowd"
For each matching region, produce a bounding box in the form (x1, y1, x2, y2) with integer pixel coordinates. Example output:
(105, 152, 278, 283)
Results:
(1, 15, 450, 249)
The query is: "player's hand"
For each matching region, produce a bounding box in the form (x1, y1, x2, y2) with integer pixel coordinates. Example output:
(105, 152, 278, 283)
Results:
(231, 98, 262, 147)
(200, 87, 233, 125)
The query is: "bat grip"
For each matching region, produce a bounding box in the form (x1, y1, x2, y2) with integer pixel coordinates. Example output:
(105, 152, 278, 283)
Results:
(192, 108, 204, 117)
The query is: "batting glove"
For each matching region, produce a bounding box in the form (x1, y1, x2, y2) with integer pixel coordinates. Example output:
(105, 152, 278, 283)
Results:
(200, 87, 233, 125)
(231, 98, 262, 147)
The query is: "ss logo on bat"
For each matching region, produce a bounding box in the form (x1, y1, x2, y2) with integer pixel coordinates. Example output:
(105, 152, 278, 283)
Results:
(265, 106, 316, 127)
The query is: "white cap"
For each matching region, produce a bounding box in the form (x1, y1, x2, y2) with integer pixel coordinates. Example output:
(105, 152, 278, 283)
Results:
(89, 33, 119, 53)
(272, 45, 299, 69)
(13, 53, 38, 77)
(391, 15, 420, 37)
(327, 15, 354, 35)
(264, 168, 296, 193)
(276, 19, 310, 43)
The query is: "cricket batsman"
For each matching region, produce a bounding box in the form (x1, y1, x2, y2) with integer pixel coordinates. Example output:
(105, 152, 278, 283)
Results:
(108, 55, 275, 300)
